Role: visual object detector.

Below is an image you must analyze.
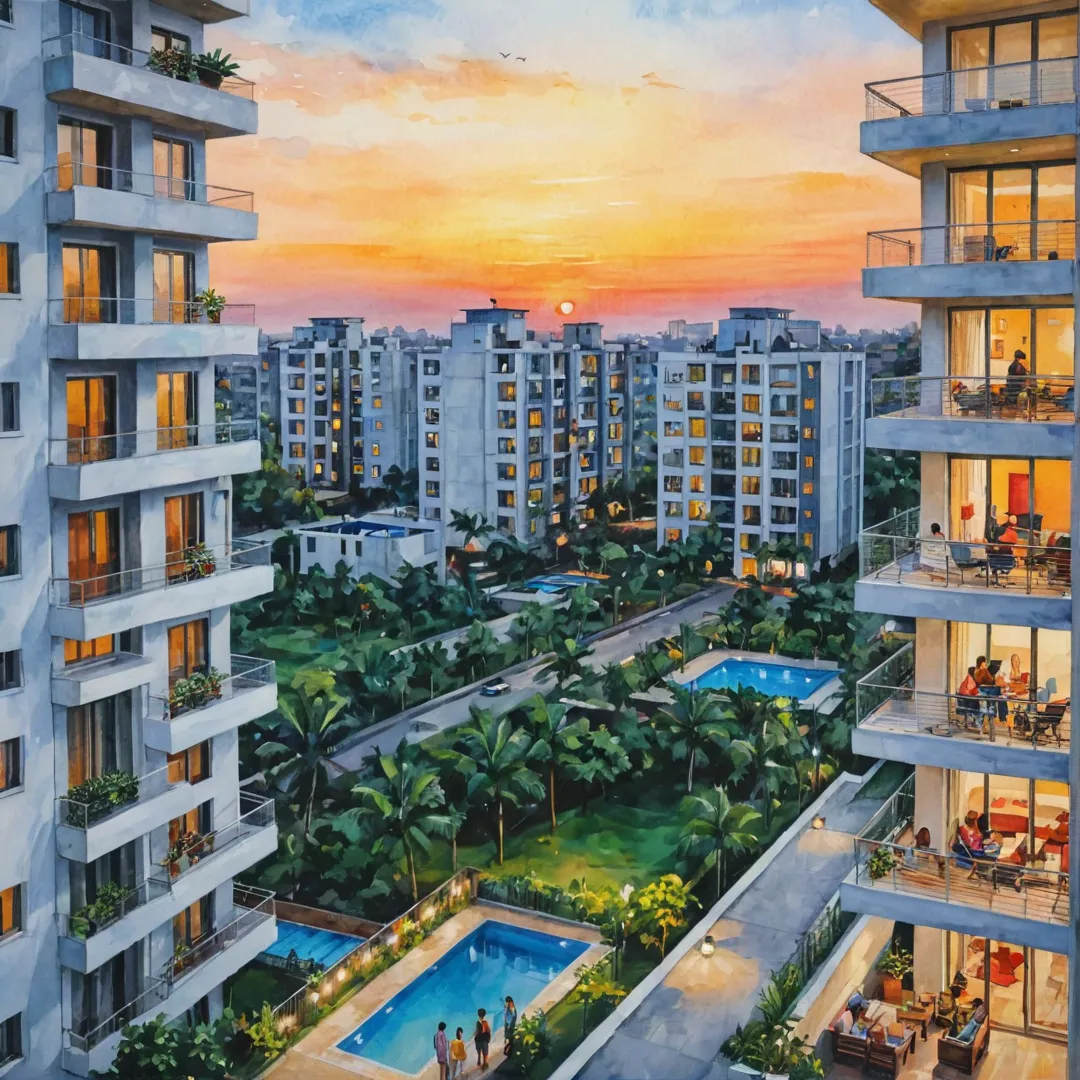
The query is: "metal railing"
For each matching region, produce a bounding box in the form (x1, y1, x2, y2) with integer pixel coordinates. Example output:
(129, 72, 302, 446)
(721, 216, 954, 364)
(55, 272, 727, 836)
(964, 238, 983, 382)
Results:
(870, 374, 1075, 421)
(866, 57, 1078, 120)
(45, 163, 254, 211)
(51, 538, 271, 608)
(57, 877, 171, 941)
(48, 297, 256, 325)
(167, 885, 274, 982)
(867, 219, 1075, 267)
(50, 421, 257, 465)
(859, 511, 1071, 596)
(853, 776, 1069, 925)
(65, 977, 170, 1052)
(42, 32, 256, 100)
(57, 764, 175, 831)
(150, 657, 275, 723)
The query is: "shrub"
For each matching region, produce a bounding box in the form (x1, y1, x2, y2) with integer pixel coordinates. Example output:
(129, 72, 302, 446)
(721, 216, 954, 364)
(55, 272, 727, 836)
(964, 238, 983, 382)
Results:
(510, 1010, 549, 1076)
(247, 1002, 288, 1061)
(64, 771, 140, 827)
(867, 846, 898, 881)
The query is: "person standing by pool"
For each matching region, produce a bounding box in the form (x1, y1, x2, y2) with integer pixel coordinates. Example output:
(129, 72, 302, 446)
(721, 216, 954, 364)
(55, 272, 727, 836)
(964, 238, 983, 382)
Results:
(434, 1021, 449, 1080)
(503, 996, 517, 1056)
(449, 1027, 468, 1078)
(474, 1009, 491, 1070)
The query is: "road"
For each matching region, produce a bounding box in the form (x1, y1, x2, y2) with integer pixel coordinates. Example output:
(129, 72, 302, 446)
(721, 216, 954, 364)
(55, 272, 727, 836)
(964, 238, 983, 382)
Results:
(332, 585, 735, 771)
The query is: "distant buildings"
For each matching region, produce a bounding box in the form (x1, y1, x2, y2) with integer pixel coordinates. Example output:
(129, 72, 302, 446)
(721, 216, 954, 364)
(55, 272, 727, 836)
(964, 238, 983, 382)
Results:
(656, 307, 865, 572)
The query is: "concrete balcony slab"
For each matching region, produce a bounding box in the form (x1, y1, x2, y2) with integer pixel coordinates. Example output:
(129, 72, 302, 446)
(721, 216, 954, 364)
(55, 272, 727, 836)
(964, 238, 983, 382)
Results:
(48, 321, 258, 362)
(863, 257, 1074, 302)
(149, 0, 250, 23)
(51, 652, 154, 708)
(144, 675, 277, 754)
(864, 414, 1074, 456)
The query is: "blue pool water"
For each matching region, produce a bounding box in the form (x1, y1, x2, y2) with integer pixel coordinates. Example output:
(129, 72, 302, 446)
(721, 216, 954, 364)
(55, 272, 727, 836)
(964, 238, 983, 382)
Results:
(336, 921, 590, 1073)
(264, 920, 365, 969)
(525, 573, 598, 594)
(692, 657, 838, 700)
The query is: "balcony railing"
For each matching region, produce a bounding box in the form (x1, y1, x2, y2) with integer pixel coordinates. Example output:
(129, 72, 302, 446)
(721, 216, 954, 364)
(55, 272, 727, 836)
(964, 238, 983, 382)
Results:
(51, 539, 271, 608)
(42, 32, 256, 100)
(865, 57, 1078, 121)
(44, 164, 254, 211)
(150, 657, 275, 723)
(48, 297, 255, 326)
(870, 374, 1075, 422)
(860, 509, 1071, 597)
(853, 775, 1069, 925)
(50, 421, 257, 466)
(57, 765, 176, 831)
(857, 643, 1071, 749)
(66, 977, 170, 1052)
(57, 877, 172, 941)
(867, 220, 1075, 267)
(166, 885, 274, 982)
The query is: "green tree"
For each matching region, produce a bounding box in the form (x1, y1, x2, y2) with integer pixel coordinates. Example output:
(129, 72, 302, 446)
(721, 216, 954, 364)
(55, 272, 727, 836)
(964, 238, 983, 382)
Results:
(257, 668, 354, 840)
(569, 958, 627, 1036)
(449, 509, 495, 552)
(454, 619, 502, 683)
(411, 640, 456, 698)
(99, 1015, 184, 1079)
(727, 695, 800, 833)
(520, 694, 590, 833)
(537, 637, 595, 690)
(654, 684, 730, 793)
(509, 601, 555, 662)
(351, 742, 451, 901)
(600, 661, 641, 710)
(633, 874, 695, 958)
(441, 708, 544, 864)
(677, 786, 761, 897)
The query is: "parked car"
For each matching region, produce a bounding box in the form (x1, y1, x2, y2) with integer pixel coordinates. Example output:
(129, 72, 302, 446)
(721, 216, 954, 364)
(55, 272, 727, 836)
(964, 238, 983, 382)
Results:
(479, 678, 511, 697)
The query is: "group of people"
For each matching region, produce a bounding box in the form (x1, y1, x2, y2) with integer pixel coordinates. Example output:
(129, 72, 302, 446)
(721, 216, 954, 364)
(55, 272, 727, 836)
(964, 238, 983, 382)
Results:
(433, 998, 517, 1078)
(956, 654, 1017, 722)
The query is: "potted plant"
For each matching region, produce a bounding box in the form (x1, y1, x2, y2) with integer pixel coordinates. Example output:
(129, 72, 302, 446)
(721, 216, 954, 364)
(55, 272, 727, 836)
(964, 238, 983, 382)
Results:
(146, 46, 196, 82)
(194, 288, 226, 324)
(65, 771, 140, 827)
(194, 47, 240, 90)
(173, 939, 192, 975)
(867, 846, 897, 881)
(168, 667, 225, 715)
(183, 541, 216, 580)
(877, 945, 913, 1005)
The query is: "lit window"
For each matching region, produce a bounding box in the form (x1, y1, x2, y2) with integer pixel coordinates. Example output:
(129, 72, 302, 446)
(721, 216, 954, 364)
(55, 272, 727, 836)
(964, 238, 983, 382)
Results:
(0, 733, 21, 790)
(806, 365, 815, 379)
(528, 487, 543, 505)
(498, 490, 516, 508)
(742, 447, 761, 467)
(803, 398, 815, 410)
(742, 394, 761, 414)
(313, 463, 324, 476)
(528, 409, 543, 428)
(370, 465, 380, 478)
(740, 557, 757, 577)
(288, 442, 305, 458)
(426, 481, 440, 498)
(499, 382, 517, 401)
(332, 418, 341, 431)
(353, 464, 364, 475)
(498, 438, 516, 454)
(529, 460, 542, 479)
(689, 446, 705, 465)
(688, 499, 707, 520)
(426, 432, 439, 448)
(371, 443, 380, 457)
(288, 399, 305, 414)
(665, 528, 682, 544)
(0, 243, 18, 295)
(740, 534, 753, 551)
(742, 476, 760, 495)
(0, 525, 18, 578)
(803, 532, 813, 546)
(608, 423, 623, 440)
(372, 396, 382, 408)
(802, 427, 814, 439)
(0, 882, 21, 939)
(689, 475, 705, 493)
(803, 508, 813, 519)
(742, 423, 762, 442)
(804, 455, 814, 468)
(664, 421, 683, 437)
(802, 482, 814, 495)
(374, 420, 383, 430)
(689, 418, 706, 438)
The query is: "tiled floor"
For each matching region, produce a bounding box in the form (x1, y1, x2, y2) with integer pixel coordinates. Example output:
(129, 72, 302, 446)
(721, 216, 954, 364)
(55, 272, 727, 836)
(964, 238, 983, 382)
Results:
(267, 904, 605, 1080)
(826, 1024, 1066, 1079)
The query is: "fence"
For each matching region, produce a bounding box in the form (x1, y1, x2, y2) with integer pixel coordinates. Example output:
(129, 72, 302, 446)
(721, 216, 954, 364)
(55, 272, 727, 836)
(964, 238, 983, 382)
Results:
(785, 893, 857, 999)
(44, 163, 254, 210)
(866, 219, 1076, 267)
(870, 374, 1075, 422)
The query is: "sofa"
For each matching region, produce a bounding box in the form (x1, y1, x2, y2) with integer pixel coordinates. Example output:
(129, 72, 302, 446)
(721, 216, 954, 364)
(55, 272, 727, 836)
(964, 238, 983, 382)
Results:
(937, 1016, 989, 1075)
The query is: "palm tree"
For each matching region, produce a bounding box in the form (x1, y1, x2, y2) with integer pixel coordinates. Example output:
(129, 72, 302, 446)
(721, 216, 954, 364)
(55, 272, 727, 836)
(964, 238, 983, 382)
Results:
(520, 694, 590, 833)
(677, 786, 761, 897)
(727, 696, 799, 833)
(510, 601, 554, 662)
(442, 708, 544, 864)
(600, 661, 641, 710)
(257, 668, 355, 840)
(454, 619, 502, 683)
(449, 509, 495, 552)
(537, 637, 596, 691)
(412, 640, 454, 698)
(445, 800, 467, 872)
(654, 684, 729, 793)
(351, 742, 451, 901)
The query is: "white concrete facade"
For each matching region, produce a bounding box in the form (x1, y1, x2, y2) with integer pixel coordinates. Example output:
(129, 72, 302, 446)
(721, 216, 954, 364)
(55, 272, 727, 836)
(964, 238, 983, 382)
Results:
(295, 511, 444, 582)
(0, 2, 276, 1075)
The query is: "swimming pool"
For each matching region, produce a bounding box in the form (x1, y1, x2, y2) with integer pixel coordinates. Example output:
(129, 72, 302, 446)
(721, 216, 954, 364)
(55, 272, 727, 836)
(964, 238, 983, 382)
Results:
(336, 920, 590, 1074)
(264, 920, 365, 970)
(525, 573, 599, 594)
(692, 657, 838, 700)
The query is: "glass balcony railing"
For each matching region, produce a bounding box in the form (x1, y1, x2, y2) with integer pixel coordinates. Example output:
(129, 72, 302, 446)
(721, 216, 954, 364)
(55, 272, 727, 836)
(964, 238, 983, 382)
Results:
(44, 164, 254, 211)
(865, 57, 1078, 121)
(50, 539, 271, 608)
(48, 297, 255, 326)
(166, 885, 274, 982)
(860, 509, 1071, 597)
(149, 657, 275, 724)
(853, 774, 1069, 925)
(867, 220, 1075, 267)
(50, 421, 257, 466)
(857, 643, 1071, 750)
(65, 977, 171, 1052)
(57, 878, 172, 942)
(57, 765, 176, 831)
(870, 374, 1074, 422)
(42, 32, 255, 100)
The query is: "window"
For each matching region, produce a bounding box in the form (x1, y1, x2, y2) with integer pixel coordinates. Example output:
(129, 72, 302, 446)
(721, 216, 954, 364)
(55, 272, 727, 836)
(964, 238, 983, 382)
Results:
(288, 375, 305, 390)
(741, 422, 762, 442)
(528, 460, 543, 480)
(772, 451, 797, 470)
(497, 515, 516, 534)
(0, 883, 20, 939)
(0, 1012, 20, 1068)
(689, 446, 705, 465)
(497, 464, 517, 481)
(663, 395, 683, 412)
(689, 475, 705, 493)
(371, 442, 380, 457)
(288, 442, 305, 458)
(306, 537, 316, 553)
(352, 464, 364, 476)
(528, 486, 545, 504)
(426, 481, 440, 498)
(151, 25, 191, 52)
(0, 383, 17, 433)
(771, 424, 797, 443)
(313, 444, 326, 460)
(666, 529, 682, 544)
(0, 108, 13, 159)
(528, 409, 543, 428)
(498, 490, 516, 508)
(288, 420, 305, 436)
(770, 365, 797, 387)
(608, 423, 623, 440)
(771, 478, 796, 498)
(372, 396, 382, 409)
(0, 0, 9, 21)
(688, 364, 706, 383)
(743, 505, 761, 525)
(741, 364, 761, 384)
(168, 618, 207, 686)
(164, 493, 203, 578)
(498, 382, 516, 402)
(806, 364, 815, 379)
(802, 426, 815, 439)
(742, 394, 761, 414)
(426, 432, 439, 448)
(804, 455, 814, 469)
(689, 417, 706, 438)
(314, 420, 326, 437)
(712, 447, 735, 470)
(498, 437, 516, 454)
(313, 400, 328, 417)
(0, 243, 17, 294)
(426, 456, 439, 472)
(713, 420, 736, 441)
(370, 465, 380, 479)
(167, 741, 210, 786)
(740, 557, 758, 577)
(64, 636, 112, 666)
(0, 524, 18, 577)
(425, 408, 440, 425)
(288, 399, 305, 415)
(688, 499, 708, 521)
(664, 421, 683, 437)
(802, 481, 814, 495)
(0, 736, 20, 792)
(803, 398, 816, 411)
(607, 446, 623, 466)
(742, 476, 761, 495)
(771, 506, 797, 525)
(664, 500, 683, 517)
(802, 532, 814, 548)
(742, 447, 761, 467)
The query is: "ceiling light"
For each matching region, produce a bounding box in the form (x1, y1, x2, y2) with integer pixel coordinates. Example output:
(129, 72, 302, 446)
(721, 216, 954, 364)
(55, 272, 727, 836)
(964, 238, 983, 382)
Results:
(1010, 148, 1020, 153)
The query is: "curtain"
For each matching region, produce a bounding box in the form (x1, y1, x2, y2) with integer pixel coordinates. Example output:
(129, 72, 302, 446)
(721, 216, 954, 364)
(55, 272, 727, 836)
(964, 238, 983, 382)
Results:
(950, 458, 988, 540)
(950, 310, 986, 379)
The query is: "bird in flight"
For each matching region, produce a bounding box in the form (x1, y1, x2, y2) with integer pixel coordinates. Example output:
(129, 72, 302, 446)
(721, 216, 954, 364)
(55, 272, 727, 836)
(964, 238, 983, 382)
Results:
(516, 56, 526, 61)
(500, 51, 510, 58)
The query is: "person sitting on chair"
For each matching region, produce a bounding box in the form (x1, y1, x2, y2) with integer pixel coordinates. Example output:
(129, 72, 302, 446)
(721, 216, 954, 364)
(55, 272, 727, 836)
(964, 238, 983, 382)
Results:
(1006, 350, 1029, 403)
(957, 666, 981, 718)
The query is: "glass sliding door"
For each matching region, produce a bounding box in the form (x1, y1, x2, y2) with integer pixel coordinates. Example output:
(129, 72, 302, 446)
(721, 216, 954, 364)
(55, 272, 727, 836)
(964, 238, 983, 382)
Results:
(62, 244, 116, 323)
(152, 250, 193, 324)
(152, 137, 194, 201)
(66, 375, 117, 463)
(156, 371, 197, 448)
(164, 493, 203, 581)
(60, 1, 111, 58)
(67, 698, 129, 789)
(167, 618, 208, 687)
(67, 508, 120, 601)
(57, 118, 112, 190)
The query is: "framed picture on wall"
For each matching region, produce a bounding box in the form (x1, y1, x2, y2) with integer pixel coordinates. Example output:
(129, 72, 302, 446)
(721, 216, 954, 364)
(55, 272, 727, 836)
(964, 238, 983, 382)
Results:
(995, 316, 1009, 334)
(991, 337, 1005, 359)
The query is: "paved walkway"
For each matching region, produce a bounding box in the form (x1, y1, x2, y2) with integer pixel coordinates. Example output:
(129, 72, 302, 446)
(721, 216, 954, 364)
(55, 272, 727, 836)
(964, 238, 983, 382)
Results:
(567, 776, 890, 1080)
(333, 587, 734, 771)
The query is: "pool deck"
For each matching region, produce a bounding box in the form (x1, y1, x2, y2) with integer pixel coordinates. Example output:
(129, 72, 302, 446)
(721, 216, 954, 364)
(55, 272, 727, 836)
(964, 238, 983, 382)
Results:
(269, 903, 606, 1080)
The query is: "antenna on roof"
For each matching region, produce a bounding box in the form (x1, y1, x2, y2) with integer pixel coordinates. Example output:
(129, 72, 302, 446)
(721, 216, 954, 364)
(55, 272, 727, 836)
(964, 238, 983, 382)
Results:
(490, 298, 498, 308)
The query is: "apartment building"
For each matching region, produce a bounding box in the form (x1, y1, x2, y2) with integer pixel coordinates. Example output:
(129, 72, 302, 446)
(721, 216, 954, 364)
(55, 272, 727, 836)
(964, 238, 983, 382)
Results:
(418, 308, 637, 542)
(215, 334, 281, 435)
(656, 308, 864, 574)
(841, 0, 1078, 1069)
(278, 317, 417, 494)
(0, 1, 278, 1074)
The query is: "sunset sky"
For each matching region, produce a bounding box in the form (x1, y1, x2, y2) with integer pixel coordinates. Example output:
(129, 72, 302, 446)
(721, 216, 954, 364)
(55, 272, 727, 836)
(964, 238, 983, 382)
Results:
(207, 0, 922, 335)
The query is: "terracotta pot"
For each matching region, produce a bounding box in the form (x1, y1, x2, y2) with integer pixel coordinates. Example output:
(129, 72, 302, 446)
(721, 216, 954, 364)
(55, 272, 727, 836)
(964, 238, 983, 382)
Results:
(882, 974, 903, 1004)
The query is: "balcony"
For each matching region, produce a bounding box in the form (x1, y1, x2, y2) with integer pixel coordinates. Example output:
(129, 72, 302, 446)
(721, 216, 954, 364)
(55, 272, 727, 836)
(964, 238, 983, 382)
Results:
(48, 298, 258, 361)
(852, 644, 1070, 782)
(840, 776, 1069, 953)
(151, 0, 250, 23)
(43, 33, 257, 139)
(45, 165, 257, 242)
(143, 657, 277, 754)
(48, 421, 259, 501)
(856, 509, 1071, 630)
(51, 651, 154, 708)
(862, 59, 1078, 176)
(56, 765, 201, 863)
(864, 220, 1075, 301)
(49, 539, 273, 640)
(866, 374, 1074, 456)
(61, 885, 275, 1077)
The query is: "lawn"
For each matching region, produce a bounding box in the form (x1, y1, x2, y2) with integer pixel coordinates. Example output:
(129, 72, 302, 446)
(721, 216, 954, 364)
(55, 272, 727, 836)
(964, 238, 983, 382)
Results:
(224, 965, 306, 1019)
